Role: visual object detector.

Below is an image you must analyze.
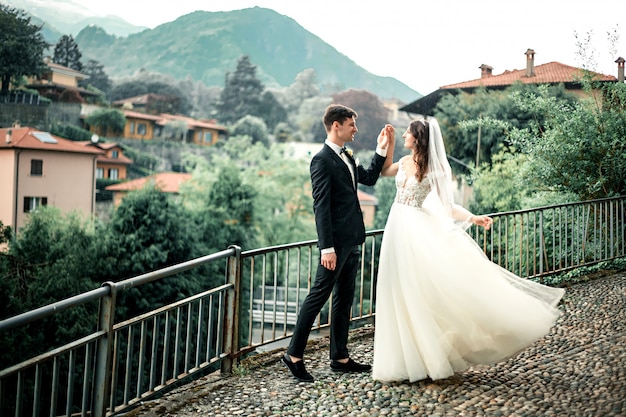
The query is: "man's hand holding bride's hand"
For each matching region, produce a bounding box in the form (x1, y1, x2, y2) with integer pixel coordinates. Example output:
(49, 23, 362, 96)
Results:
(377, 124, 395, 149)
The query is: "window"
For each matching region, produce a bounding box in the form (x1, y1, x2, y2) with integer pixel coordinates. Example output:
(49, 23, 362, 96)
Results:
(137, 123, 147, 136)
(203, 132, 213, 143)
(24, 196, 47, 213)
(31, 159, 43, 176)
(111, 150, 119, 158)
(108, 168, 119, 180)
(96, 168, 104, 179)
(129, 122, 135, 134)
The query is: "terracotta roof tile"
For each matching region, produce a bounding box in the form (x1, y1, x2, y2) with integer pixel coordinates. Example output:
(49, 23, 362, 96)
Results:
(0, 127, 104, 155)
(105, 172, 192, 193)
(122, 110, 163, 121)
(157, 113, 227, 131)
(76, 141, 133, 164)
(441, 61, 616, 89)
(357, 189, 378, 205)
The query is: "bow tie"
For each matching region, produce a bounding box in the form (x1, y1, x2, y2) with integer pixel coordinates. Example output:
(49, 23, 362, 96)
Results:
(340, 146, 347, 154)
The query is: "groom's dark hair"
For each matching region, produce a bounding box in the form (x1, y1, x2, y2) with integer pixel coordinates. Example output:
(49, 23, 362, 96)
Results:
(323, 104, 358, 132)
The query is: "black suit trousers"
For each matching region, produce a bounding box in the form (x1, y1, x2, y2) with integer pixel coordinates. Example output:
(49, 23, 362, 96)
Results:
(287, 244, 361, 360)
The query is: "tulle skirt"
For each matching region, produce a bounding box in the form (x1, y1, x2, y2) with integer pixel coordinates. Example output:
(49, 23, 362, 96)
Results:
(372, 202, 565, 382)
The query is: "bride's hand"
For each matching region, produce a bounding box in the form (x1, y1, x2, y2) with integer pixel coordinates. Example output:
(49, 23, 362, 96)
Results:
(472, 215, 493, 230)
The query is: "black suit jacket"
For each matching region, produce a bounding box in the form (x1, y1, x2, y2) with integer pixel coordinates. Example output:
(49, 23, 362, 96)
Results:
(310, 144, 386, 250)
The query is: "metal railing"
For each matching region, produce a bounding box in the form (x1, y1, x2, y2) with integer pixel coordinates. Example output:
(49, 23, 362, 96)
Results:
(0, 196, 624, 417)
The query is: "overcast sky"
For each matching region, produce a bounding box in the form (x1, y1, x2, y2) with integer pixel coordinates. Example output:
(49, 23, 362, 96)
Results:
(71, 0, 624, 96)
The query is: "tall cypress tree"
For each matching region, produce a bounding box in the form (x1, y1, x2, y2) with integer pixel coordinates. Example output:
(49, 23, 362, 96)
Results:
(216, 55, 264, 124)
(53, 34, 83, 71)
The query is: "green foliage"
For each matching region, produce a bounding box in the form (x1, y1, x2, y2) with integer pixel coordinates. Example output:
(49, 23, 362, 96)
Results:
(278, 68, 321, 113)
(99, 186, 198, 318)
(372, 176, 397, 230)
(50, 123, 93, 141)
(230, 116, 270, 146)
(435, 84, 576, 173)
(0, 4, 50, 94)
(508, 81, 626, 200)
(331, 89, 390, 152)
(469, 150, 532, 214)
(0, 208, 100, 365)
(108, 72, 191, 115)
(258, 90, 287, 131)
(217, 55, 265, 125)
(52, 34, 83, 71)
(80, 59, 112, 95)
(183, 136, 315, 249)
(119, 145, 160, 174)
(85, 108, 126, 136)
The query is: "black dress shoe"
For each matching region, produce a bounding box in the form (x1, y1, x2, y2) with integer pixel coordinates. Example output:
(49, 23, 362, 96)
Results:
(330, 358, 372, 373)
(282, 353, 314, 382)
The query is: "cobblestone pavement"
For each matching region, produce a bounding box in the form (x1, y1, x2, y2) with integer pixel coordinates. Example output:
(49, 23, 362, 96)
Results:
(129, 273, 626, 417)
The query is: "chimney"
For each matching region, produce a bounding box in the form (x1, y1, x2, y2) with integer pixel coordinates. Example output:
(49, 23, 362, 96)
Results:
(479, 64, 493, 78)
(6, 129, 12, 144)
(616, 57, 625, 83)
(525, 48, 535, 77)
(13, 120, 21, 128)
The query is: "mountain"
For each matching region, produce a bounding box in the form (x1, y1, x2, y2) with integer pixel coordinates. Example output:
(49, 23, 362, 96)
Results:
(4, 0, 147, 37)
(5, 1, 421, 102)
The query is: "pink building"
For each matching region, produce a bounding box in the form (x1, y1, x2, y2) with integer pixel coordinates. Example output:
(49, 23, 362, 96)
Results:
(0, 125, 103, 232)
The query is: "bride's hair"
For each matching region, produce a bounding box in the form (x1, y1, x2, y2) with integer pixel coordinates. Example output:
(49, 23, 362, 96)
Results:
(410, 120, 429, 181)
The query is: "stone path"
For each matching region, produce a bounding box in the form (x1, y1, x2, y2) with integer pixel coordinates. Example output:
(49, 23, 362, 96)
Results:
(129, 273, 626, 417)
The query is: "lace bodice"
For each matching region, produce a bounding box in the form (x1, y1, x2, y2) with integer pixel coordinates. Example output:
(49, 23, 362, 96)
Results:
(394, 158, 432, 208)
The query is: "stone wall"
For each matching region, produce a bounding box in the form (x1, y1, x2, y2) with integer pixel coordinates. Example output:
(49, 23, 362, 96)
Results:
(0, 100, 81, 131)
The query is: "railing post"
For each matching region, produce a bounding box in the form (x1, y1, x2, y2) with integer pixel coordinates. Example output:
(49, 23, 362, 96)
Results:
(92, 282, 117, 417)
(222, 245, 242, 374)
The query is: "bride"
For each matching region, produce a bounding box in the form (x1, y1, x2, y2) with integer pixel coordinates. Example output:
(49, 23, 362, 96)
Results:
(372, 117, 565, 382)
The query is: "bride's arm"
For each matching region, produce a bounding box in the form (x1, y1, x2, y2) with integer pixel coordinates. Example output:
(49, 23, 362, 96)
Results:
(451, 204, 493, 230)
(381, 161, 399, 177)
(380, 125, 397, 177)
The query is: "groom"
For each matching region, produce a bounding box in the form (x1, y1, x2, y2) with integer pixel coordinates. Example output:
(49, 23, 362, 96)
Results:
(282, 104, 393, 382)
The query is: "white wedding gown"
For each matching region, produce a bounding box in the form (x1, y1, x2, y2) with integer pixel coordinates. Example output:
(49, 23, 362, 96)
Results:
(372, 160, 565, 382)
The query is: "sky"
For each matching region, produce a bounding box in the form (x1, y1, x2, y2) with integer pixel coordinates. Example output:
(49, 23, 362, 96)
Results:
(71, 0, 624, 96)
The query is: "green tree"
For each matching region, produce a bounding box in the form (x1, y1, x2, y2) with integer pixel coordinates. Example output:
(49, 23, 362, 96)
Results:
(330, 89, 390, 152)
(52, 34, 83, 71)
(108, 76, 191, 115)
(99, 186, 197, 317)
(183, 136, 314, 249)
(0, 4, 49, 94)
(230, 115, 270, 146)
(435, 84, 576, 173)
(217, 55, 264, 124)
(469, 150, 532, 214)
(85, 108, 126, 136)
(281, 68, 321, 113)
(508, 80, 626, 200)
(0, 208, 100, 366)
(258, 90, 287, 131)
(80, 59, 112, 94)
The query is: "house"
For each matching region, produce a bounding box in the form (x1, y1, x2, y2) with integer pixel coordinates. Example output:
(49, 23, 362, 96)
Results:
(24, 58, 98, 102)
(156, 113, 228, 146)
(86, 108, 228, 146)
(105, 172, 191, 206)
(0, 124, 104, 232)
(112, 93, 178, 115)
(401, 49, 620, 116)
(77, 140, 133, 180)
